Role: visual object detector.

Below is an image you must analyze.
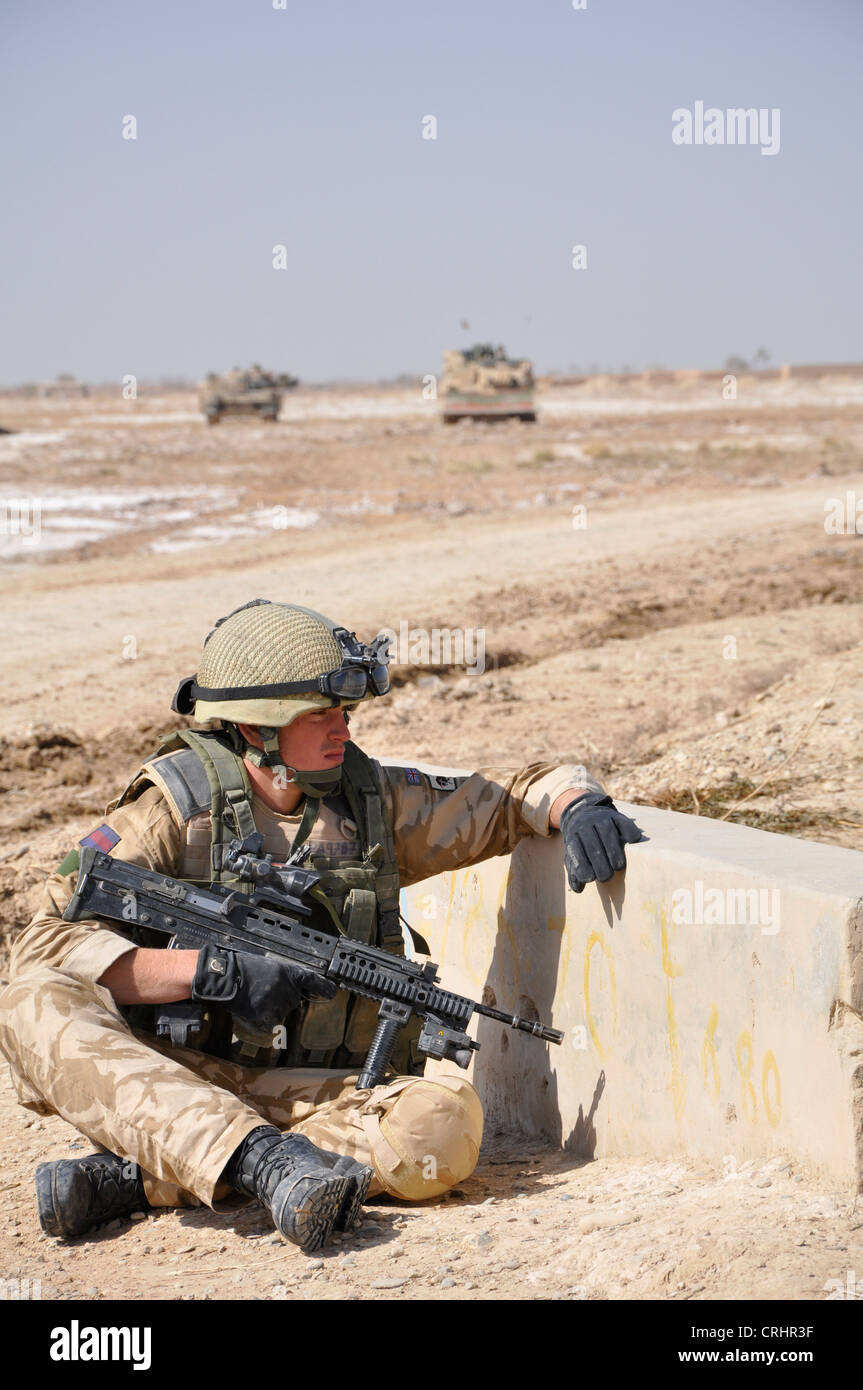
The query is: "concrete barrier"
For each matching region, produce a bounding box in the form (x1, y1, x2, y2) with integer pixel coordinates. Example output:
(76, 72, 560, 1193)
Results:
(399, 796, 863, 1189)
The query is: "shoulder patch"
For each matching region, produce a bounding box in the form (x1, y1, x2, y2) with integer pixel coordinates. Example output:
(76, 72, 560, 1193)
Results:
(79, 824, 120, 853)
(428, 774, 459, 791)
(405, 768, 422, 785)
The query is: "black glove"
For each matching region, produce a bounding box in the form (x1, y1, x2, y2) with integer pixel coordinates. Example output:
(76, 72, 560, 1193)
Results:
(560, 793, 644, 894)
(191, 947, 338, 1031)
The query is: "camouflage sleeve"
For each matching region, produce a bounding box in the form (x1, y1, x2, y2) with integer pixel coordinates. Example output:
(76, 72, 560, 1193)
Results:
(9, 784, 184, 985)
(377, 761, 606, 888)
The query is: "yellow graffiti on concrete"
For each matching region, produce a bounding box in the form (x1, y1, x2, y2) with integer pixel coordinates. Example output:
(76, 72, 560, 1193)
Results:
(658, 901, 686, 1125)
(736, 1029, 758, 1122)
(762, 1048, 782, 1128)
(702, 1004, 721, 1102)
(583, 931, 617, 1060)
(700, 1006, 782, 1129)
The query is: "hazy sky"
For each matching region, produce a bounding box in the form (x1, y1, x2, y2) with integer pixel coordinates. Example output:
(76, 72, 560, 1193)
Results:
(2, 0, 861, 385)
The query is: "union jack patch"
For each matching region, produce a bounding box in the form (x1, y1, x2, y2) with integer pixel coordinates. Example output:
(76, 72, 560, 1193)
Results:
(405, 768, 422, 784)
(79, 824, 121, 853)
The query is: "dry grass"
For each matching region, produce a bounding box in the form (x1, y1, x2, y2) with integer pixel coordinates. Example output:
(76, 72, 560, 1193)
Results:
(649, 778, 846, 836)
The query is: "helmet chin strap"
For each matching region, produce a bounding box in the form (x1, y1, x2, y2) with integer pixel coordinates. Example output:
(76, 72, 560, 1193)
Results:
(243, 726, 342, 798)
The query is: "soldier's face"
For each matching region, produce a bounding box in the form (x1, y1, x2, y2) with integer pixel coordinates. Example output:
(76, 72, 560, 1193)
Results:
(278, 706, 351, 770)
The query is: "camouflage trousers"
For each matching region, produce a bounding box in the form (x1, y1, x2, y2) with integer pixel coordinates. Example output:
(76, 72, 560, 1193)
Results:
(0, 967, 484, 1209)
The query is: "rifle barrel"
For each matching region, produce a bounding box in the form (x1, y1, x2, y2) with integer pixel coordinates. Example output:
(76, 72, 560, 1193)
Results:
(476, 1002, 563, 1045)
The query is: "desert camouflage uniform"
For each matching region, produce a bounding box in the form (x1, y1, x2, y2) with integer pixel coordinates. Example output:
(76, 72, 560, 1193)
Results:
(0, 751, 599, 1209)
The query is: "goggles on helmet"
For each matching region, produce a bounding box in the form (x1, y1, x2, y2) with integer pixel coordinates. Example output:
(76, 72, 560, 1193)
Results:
(315, 628, 392, 699)
(175, 627, 391, 712)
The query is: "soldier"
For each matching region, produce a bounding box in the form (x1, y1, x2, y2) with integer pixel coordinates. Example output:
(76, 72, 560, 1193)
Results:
(0, 600, 641, 1252)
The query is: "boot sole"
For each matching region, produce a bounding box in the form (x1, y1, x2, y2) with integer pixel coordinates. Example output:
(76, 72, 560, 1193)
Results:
(334, 1165, 373, 1232)
(271, 1172, 350, 1253)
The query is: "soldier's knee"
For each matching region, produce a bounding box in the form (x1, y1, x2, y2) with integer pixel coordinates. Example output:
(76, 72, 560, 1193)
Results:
(365, 1074, 483, 1201)
(0, 969, 82, 1086)
(0, 968, 63, 1033)
(0, 966, 121, 1052)
(2, 966, 100, 1015)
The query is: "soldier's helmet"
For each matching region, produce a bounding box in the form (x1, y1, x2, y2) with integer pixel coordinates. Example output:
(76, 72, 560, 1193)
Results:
(172, 599, 388, 728)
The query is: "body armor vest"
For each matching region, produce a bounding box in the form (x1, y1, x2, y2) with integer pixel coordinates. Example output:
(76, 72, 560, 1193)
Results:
(112, 730, 422, 1074)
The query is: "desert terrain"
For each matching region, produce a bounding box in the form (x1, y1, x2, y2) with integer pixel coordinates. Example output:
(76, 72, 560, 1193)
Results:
(1, 371, 862, 1301)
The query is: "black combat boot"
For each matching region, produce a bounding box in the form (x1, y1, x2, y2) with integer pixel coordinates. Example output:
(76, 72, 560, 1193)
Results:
(222, 1126, 373, 1252)
(35, 1153, 149, 1240)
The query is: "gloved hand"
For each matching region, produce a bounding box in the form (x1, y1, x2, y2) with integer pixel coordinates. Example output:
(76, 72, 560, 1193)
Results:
(191, 947, 338, 1030)
(560, 793, 644, 893)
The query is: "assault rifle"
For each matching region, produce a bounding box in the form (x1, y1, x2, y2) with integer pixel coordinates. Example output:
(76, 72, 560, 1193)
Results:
(64, 834, 563, 1089)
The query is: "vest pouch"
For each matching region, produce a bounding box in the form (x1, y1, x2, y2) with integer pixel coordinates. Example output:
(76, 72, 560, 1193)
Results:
(342, 888, 377, 945)
(299, 990, 350, 1052)
(344, 993, 385, 1054)
(231, 1019, 283, 1067)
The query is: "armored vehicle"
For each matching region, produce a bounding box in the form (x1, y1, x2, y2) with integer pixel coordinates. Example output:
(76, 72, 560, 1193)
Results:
(440, 344, 535, 423)
(199, 365, 298, 425)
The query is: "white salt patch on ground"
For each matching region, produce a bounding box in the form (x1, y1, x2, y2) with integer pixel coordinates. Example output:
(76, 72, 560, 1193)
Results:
(332, 496, 396, 516)
(151, 505, 322, 552)
(541, 380, 863, 418)
(38, 515, 123, 531)
(1, 528, 122, 556)
(149, 495, 405, 553)
(33, 485, 230, 514)
(0, 430, 69, 461)
(278, 392, 437, 422)
(0, 484, 233, 560)
(150, 522, 259, 553)
(250, 505, 321, 530)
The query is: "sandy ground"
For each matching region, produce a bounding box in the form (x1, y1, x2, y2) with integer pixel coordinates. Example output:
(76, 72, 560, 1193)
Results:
(1, 373, 862, 1302)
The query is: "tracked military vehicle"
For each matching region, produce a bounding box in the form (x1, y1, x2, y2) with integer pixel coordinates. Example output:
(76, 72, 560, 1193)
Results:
(199, 365, 298, 425)
(440, 344, 535, 423)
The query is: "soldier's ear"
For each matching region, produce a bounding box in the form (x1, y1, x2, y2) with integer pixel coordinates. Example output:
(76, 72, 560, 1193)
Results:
(236, 722, 265, 750)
